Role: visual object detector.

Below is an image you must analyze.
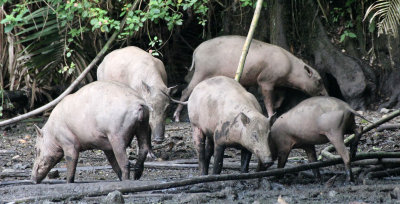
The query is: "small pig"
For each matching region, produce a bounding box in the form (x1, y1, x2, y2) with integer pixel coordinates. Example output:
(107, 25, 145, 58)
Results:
(97, 46, 174, 144)
(270, 96, 364, 182)
(31, 81, 152, 183)
(174, 35, 328, 121)
(188, 76, 274, 175)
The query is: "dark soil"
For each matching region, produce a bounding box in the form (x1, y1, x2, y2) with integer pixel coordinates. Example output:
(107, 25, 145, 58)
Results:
(1, 109, 400, 203)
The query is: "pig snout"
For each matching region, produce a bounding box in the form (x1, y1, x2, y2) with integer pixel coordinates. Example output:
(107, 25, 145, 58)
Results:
(319, 88, 329, 96)
(151, 124, 165, 144)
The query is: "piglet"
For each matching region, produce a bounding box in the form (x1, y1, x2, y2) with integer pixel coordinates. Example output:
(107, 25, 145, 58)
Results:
(188, 76, 274, 175)
(31, 81, 152, 183)
(270, 96, 365, 182)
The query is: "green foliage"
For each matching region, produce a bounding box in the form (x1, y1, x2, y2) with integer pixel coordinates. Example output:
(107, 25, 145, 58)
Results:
(329, 0, 358, 43)
(0, 0, 211, 90)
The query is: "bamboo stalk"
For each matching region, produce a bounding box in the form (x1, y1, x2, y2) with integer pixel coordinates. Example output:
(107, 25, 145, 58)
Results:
(234, 0, 264, 81)
(0, 0, 140, 127)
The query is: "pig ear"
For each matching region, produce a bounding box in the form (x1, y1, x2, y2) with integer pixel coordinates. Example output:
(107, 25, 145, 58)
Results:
(33, 124, 43, 138)
(239, 112, 251, 126)
(267, 112, 277, 126)
(141, 81, 152, 95)
(304, 65, 313, 78)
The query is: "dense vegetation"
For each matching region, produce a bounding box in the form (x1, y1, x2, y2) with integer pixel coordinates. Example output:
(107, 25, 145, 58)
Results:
(0, 0, 399, 117)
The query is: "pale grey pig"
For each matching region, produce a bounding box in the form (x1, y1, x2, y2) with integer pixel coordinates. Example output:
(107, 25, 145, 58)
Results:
(174, 35, 328, 121)
(188, 76, 274, 175)
(97, 46, 174, 143)
(270, 96, 365, 182)
(31, 81, 151, 183)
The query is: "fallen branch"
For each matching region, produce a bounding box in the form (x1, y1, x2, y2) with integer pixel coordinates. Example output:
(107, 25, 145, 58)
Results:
(376, 123, 400, 132)
(353, 158, 400, 167)
(9, 151, 400, 203)
(367, 167, 400, 179)
(0, 1, 140, 127)
(321, 109, 400, 159)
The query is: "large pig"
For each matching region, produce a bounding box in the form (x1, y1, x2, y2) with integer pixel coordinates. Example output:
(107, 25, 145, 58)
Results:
(97, 46, 174, 143)
(188, 76, 274, 175)
(269, 96, 365, 182)
(174, 35, 328, 121)
(31, 81, 152, 183)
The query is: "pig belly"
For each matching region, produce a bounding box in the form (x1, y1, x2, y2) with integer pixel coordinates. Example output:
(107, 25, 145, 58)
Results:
(293, 133, 329, 145)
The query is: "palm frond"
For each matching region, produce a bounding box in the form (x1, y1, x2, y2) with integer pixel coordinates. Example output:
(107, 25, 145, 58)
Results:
(364, 0, 400, 36)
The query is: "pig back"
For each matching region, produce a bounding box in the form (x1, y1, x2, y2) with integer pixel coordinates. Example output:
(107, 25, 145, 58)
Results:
(97, 46, 167, 89)
(45, 81, 147, 148)
(188, 76, 261, 131)
(273, 96, 353, 138)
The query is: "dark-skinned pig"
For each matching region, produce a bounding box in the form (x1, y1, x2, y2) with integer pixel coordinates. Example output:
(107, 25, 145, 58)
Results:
(97, 46, 176, 144)
(174, 35, 328, 121)
(31, 81, 152, 184)
(188, 76, 274, 175)
(270, 96, 366, 182)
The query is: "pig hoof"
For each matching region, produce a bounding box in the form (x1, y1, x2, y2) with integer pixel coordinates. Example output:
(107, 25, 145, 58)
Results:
(146, 151, 158, 160)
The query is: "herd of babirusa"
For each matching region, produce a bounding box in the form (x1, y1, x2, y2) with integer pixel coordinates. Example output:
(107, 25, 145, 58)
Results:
(31, 35, 367, 184)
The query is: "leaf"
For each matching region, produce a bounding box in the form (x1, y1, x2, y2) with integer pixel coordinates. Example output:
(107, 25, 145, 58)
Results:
(4, 24, 13, 33)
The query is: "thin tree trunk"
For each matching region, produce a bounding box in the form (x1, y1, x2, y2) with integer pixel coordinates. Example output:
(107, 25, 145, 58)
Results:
(234, 0, 264, 81)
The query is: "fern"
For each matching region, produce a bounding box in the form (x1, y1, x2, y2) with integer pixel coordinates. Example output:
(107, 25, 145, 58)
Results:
(364, 0, 400, 36)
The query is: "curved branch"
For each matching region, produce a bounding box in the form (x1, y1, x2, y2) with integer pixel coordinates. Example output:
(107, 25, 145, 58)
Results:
(0, 0, 141, 127)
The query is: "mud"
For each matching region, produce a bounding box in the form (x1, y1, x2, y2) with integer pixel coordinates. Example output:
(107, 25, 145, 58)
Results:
(1, 110, 400, 203)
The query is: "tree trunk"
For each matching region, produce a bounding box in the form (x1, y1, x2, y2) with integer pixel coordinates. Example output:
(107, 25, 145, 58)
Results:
(269, 0, 288, 50)
(298, 0, 376, 109)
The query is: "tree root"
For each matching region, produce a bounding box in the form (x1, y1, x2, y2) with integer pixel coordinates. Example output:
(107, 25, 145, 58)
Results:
(0, 0, 140, 127)
(7, 152, 400, 203)
(321, 109, 400, 159)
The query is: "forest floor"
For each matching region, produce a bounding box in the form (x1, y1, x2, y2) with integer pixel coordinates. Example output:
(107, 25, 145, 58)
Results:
(1, 109, 400, 203)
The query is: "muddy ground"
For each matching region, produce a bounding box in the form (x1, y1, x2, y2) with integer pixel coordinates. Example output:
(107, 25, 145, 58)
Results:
(1, 109, 400, 203)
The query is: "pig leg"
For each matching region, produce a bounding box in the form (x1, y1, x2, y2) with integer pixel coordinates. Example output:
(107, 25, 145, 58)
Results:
(104, 150, 122, 180)
(350, 126, 363, 161)
(63, 148, 79, 183)
(259, 83, 275, 117)
(192, 126, 208, 175)
(212, 145, 225, 174)
(326, 132, 353, 182)
(134, 123, 151, 180)
(303, 145, 322, 181)
(204, 137, 214, 175)
(109, 134, 130, 180)
(241, 149, 252, 173)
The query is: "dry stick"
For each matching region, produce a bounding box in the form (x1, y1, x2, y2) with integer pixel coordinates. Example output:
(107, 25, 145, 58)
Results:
(234, 0, 263, 81)
(321, 109, 400, 159)
(0, 0, 140, 127)
(12, 152, 400, 203)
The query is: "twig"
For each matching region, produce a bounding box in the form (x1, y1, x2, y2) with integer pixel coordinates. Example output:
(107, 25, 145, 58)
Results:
(9, 151, 400, 203)
(0, 0, 140, 127)
(321, 109, 400, 158)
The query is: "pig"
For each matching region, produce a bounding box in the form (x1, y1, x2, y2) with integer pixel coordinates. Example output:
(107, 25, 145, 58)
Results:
(269, 96, 365, 182)
(31, 81, 152, 183)
(188, 76, 274, 175)
(97, 46, 175, 144)
(174, 35, 328, 121)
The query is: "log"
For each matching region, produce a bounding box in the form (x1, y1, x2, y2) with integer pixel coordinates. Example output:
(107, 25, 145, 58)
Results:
(0, 0, 140, 127)
(7, 151, 400, 203)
